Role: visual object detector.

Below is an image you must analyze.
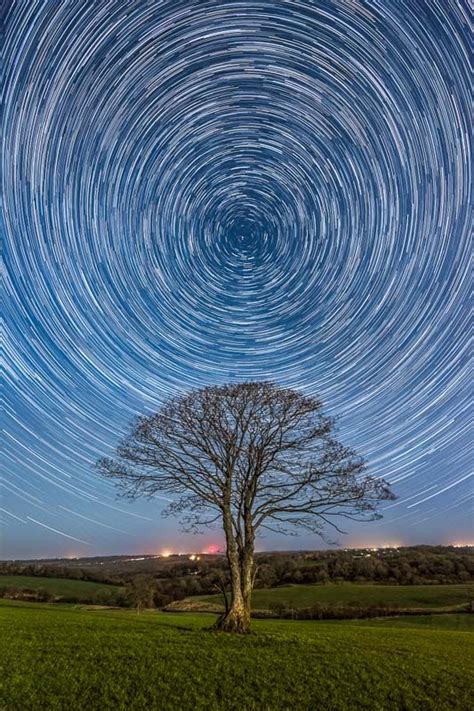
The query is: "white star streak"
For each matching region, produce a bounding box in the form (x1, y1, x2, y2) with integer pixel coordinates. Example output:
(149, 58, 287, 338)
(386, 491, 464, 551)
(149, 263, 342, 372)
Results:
(2, 0, 471, 555)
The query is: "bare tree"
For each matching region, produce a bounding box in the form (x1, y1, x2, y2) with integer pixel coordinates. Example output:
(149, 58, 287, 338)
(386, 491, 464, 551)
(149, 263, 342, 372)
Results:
(125, 576, 155, 614)
(97, 382, 394, 633)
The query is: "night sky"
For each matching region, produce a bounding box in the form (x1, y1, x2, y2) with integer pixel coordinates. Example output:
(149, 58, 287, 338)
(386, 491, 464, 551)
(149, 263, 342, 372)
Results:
(3, 0, 471, 559)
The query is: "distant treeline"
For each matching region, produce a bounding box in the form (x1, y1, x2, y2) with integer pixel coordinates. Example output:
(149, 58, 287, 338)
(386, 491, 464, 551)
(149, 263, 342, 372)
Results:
(255, 546, 474, 587)
(0, 546, 472, 608)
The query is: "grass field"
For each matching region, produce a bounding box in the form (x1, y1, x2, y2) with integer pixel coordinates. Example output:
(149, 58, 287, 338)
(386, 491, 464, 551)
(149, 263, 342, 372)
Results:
(0, 575, 121, 602)
(1, 600, 473, 710)
(349, 613, 474, 632)
(191, 582, 474, 611)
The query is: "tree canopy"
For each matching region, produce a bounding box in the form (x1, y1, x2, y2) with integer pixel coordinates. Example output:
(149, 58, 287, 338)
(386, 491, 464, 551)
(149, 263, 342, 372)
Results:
(98, 381, 394, 631)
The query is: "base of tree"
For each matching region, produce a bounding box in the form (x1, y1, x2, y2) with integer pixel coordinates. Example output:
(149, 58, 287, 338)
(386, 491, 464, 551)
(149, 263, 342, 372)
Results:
(214, 608, 251, 634)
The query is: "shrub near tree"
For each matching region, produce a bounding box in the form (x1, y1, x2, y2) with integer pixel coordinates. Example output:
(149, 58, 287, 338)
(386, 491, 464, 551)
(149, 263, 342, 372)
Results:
(98, 381, 394, 633)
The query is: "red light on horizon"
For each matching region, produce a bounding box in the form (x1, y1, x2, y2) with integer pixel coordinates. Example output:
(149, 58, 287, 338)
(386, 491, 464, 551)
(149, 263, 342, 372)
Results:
(204, 544, 220, 555)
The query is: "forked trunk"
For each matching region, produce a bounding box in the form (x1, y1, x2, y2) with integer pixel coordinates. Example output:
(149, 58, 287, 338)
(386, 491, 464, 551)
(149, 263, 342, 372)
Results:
(215, 557, 252, 633)
(215, 542, 254, 633)
(215, 511, 254, 634)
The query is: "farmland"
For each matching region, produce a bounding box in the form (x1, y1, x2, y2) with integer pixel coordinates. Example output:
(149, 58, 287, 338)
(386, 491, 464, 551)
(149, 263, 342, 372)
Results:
(1, 600, 473, 710)
(176, 582, 474, 613)
(0, 575, 122, 603)
(349, 613, 474, 631)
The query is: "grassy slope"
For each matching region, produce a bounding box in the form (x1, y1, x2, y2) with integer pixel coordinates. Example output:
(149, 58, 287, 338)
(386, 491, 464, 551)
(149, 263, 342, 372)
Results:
(1, 601, 473, 711)
(0, 575, 121, 599)
(195, 582, 474, 610)
(349, 614, 474, 632)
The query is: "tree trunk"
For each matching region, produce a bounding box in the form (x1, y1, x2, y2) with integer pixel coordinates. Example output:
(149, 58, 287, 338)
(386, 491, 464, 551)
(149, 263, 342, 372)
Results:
(216, 588, 251, 633)
(241, 543, 254, 619)
(215, 545, 254, 633)
(215, 508, 252, 633)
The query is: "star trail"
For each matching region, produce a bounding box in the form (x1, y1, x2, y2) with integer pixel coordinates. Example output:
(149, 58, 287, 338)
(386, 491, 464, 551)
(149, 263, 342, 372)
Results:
(3, 0, 471, 558)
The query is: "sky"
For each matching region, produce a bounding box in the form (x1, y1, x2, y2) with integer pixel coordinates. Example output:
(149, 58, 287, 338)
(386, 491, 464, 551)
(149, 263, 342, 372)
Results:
(2, 0, 472, 560)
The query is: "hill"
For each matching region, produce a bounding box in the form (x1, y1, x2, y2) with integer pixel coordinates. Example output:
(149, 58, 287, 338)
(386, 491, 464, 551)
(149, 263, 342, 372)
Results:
(0, 575, 123, 604)
(1, 601, 472, 710)
(171, 582, 474, 616)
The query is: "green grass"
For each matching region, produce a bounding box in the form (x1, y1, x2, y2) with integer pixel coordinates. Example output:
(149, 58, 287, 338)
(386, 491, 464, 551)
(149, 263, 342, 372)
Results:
(0, 575, 121, 602)
(195, 582, 473, 611)
(349, 614, 474, 632)
(1, 600, 473, 710)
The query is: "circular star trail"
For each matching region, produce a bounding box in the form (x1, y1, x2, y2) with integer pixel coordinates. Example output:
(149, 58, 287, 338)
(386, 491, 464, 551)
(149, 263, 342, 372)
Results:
(3, 0, 471, 555)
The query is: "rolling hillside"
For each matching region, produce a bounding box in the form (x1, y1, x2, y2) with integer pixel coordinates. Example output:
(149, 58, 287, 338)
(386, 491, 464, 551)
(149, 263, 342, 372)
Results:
(1, 601, 473, 710)
(0, 575, 122, 603)
(172, 582, 474, 614)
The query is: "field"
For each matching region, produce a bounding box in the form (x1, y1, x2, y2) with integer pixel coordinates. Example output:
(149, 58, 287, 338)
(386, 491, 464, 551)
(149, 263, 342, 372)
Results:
(349, 613, 474, 632)
(0, 575, 122, 602)
(179, 582, 474, 613)
(1, 600, 473, 710)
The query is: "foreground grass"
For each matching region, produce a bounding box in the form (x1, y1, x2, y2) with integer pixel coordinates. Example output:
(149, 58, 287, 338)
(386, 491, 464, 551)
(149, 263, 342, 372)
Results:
(194, 582, 473, 611)
(0, 575, 121, 601)
(1, 601, 473, 710)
